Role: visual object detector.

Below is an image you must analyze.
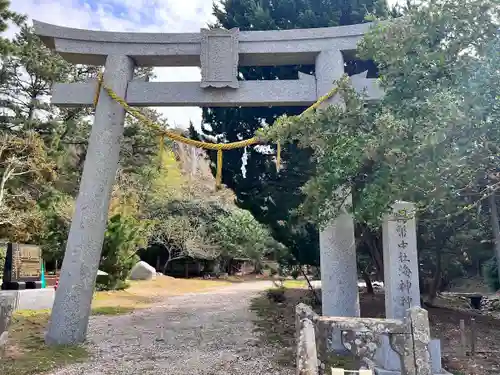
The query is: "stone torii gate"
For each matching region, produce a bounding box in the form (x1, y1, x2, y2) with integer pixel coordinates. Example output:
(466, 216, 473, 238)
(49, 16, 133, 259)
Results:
(34, 20, 383, 345)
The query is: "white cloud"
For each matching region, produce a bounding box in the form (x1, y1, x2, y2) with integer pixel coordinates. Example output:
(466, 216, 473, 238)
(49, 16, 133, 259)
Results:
(8, 0, 216, 128)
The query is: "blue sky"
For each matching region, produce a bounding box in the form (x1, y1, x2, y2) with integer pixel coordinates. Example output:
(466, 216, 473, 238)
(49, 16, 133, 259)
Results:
(9, 0, 217, 128)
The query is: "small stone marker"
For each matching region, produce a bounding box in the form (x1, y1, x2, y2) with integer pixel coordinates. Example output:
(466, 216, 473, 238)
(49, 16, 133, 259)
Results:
(2, 243, 42, 290)
(459, 319, 466, 356)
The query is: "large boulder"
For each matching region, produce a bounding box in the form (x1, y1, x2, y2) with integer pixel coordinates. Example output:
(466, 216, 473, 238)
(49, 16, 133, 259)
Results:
(129, 261, 157, 281)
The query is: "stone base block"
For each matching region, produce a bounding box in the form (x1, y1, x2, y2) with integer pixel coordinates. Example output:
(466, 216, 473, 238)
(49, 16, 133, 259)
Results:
(329, 329, 350, 352)
(374, 367, 452, 375)
(375, 335, 399, 370)
(0, 288, 55, 311)
(374, 336, 451, 375)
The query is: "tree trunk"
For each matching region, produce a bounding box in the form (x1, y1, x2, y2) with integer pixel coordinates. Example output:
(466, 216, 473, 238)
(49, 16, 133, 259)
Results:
(366, 235, 383, 281)
(362, 271, 374, 294)
(428, 248, 442, 305)
(27, 95, 36, 128)
(299, 264, 321, 305)
(162, 255, 172, 274)
(489, 193, 500, 289)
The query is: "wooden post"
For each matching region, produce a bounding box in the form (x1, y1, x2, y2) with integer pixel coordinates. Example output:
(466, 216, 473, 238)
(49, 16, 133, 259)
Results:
(470, 318, 476, 357)
(460, 319, 466, 356)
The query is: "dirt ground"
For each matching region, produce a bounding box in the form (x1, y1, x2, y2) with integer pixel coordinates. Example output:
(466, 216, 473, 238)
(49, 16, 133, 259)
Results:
(251, 287, 500, 375)
(0, 276, 232, 375)
(44, 281, 291, 375)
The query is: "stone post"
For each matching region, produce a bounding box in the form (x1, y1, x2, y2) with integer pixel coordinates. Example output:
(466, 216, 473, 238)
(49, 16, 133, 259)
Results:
(319, 192, 360, 319)
(407, 308, 432, 375)
(45, 55, 134, 345)
(296, 318, 319, 375)
(315, 49, 360, 350)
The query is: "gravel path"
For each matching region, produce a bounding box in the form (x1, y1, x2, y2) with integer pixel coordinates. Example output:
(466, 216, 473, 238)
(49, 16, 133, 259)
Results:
(49, 281, 293, 375)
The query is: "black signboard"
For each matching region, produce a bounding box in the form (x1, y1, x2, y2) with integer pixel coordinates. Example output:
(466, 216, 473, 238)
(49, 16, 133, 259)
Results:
(2, 243, 42, 290)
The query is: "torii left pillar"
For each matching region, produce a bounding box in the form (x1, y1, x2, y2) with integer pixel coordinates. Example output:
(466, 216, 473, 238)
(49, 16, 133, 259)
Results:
(45, 55, 134, 345)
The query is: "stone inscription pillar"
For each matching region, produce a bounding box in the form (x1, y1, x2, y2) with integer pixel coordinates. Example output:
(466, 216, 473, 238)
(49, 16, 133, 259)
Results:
(383, 201, 421, 319)
(376, 201, 423, 372)
(315, 50, 360, 350)
(45, 55, 134, 345)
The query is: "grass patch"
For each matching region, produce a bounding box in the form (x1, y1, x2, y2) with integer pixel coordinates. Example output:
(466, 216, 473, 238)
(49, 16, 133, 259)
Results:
(282, 279, 308, 288)
(91, 306, 135, 316)
(250, 291, 295, 366)
(0, 276, 230, 375)
(250, 286, 357, 370)
(0, 310, 88, 375)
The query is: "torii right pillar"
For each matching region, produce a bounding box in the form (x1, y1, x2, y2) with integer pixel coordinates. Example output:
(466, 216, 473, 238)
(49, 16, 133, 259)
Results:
(315, 49, 360, 351)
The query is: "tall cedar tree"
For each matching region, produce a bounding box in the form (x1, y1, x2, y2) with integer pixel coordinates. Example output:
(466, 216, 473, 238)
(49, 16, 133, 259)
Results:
(198, 0, 386, 265)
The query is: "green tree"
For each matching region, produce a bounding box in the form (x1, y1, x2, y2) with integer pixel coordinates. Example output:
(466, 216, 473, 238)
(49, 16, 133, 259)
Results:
(212, 208, 280, 271)
(35, 189, 74, 264)
(0, 131, 56, 242)
(198, 0, 387, 266)
(262, 0, 500, 223)
(464, 33, 500, 286)
(483, 257, 500, 291)
(0, 25, 98, 202)
(0, 242, 6, 275)
(150, 214, 218, 272)
(260, 0, 500, 289)
(0, 25, 77, 134)
(0, 1, 25, 56)
(98, 213, 153, 290)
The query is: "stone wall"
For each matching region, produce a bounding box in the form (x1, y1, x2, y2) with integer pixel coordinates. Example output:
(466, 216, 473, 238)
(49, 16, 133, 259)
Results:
(295, 303, 433, 375)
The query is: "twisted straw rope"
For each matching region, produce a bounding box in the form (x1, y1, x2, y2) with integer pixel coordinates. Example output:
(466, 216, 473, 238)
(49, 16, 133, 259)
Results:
(93, 71, 339, 189)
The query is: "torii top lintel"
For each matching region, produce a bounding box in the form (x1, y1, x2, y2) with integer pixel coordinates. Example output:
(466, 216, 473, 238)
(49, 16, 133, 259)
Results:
(33, 20, 371, 68)
(33, 20, 382, 107)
